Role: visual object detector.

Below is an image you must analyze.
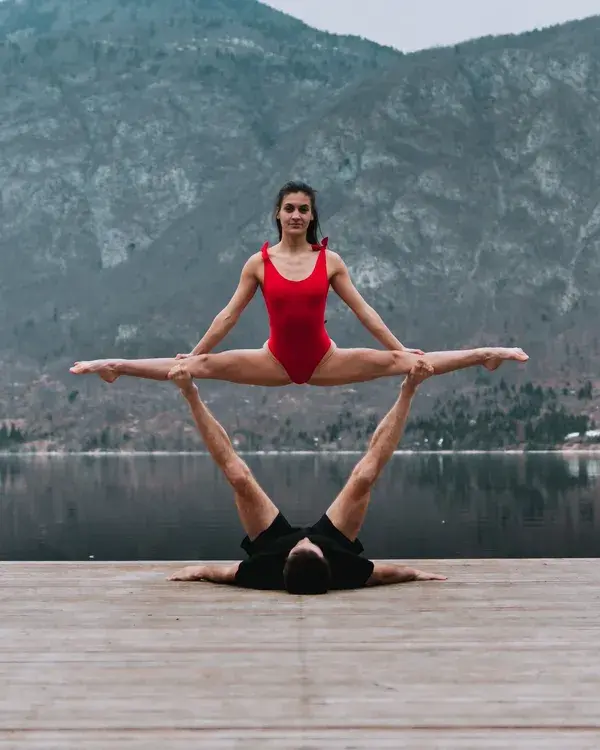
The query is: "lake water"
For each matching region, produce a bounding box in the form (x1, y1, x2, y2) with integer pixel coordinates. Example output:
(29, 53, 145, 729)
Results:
(1, 453, 599, 561)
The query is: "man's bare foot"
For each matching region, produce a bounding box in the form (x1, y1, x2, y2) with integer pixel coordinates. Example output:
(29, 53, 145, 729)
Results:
(168, 363, 197, 396)
(168, 565, 205, 581)
(404, 359, 435, 388)
(482, 347, 529, 372)
(69, 360, 121, 383)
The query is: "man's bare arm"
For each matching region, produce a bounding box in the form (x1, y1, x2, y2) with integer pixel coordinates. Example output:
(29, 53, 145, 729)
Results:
(168, 563, 240, 583)
(365, 562, 447, 587)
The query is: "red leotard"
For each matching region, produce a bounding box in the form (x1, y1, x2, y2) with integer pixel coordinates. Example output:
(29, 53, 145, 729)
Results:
(260, 238, 332, 384)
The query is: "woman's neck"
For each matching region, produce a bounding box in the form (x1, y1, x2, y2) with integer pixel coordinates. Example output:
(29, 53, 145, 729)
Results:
(280, 234, 311, 252)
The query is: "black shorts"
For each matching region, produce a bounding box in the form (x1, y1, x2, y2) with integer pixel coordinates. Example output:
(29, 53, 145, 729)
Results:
(240, 512, 365, 557)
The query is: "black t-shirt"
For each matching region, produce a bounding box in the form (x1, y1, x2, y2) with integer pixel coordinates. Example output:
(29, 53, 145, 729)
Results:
(234, 513, 374, 591)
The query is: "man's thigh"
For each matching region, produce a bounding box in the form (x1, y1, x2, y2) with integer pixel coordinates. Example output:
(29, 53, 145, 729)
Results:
(240, 511, 297, 556)
(309, 512, 366, 554)
(324, 477, 372, 542)
(231, 467, 280, 542)
(218, 450, 279, 540)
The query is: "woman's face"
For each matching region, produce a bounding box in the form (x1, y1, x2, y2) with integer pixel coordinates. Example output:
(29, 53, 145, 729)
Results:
(277, 192, 313, 238)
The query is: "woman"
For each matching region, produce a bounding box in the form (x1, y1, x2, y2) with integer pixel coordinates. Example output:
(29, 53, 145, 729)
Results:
(70, 181, 528, 386)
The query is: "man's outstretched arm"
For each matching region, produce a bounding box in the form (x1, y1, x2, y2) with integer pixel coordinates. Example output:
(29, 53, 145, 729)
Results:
(168, 563, 240, 583)
(365, 562, 447, 586)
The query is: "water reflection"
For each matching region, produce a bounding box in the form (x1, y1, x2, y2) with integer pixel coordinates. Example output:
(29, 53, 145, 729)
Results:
(0, 453, 599, 561)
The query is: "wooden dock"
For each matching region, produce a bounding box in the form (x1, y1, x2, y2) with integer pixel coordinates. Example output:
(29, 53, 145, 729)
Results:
(1, 559, 599, 749)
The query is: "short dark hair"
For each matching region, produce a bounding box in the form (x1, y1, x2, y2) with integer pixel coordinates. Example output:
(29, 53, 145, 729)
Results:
(283, 548, 332, 595)
(274, 181, 323, 245)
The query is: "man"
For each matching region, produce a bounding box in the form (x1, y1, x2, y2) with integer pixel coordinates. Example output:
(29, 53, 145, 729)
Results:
(167, 361, 446, 593)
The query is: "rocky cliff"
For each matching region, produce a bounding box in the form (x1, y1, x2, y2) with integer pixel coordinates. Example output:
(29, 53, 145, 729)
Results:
(1, 1, 599, 450)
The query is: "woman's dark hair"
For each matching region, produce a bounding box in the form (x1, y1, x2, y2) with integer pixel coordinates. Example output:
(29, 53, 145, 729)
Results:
(283, 548, 332, 595)
(274, 181, 322, 245)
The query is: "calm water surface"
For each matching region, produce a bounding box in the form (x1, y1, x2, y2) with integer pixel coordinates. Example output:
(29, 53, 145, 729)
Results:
(1, 453, 599, 561)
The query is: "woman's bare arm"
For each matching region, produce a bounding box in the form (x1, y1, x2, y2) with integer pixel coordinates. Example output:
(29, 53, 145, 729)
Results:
(329, 253, 423, 354)
(180, 255, 260, 357)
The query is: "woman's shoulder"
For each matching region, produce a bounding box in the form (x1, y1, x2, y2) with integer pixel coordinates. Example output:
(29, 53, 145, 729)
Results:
(325, 247, 344, 267)
(245, 247, 269, 265)
(239, 250, 265, 278)
(253, 241, 282, 259)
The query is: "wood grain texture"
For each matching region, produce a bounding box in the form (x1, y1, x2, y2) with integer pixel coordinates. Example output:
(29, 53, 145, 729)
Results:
(1, 559, 599, 748)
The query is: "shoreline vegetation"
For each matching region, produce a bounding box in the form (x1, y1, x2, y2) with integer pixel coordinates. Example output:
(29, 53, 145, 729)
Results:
(2, 447, 600, 457)
(3, 378, 598, 455)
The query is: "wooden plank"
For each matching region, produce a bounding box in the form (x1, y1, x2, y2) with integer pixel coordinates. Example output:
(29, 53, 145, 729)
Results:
(1, 729, 600, 749)
(1, 560, 599, 748)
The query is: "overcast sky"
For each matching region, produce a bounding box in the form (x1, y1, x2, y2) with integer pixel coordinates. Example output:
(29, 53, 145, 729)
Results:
(260, 0, 600, 52)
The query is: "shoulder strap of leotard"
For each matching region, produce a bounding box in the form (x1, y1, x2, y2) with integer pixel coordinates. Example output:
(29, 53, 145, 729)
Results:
(260, 242, 269, 261)
(312, 236, 329, 252)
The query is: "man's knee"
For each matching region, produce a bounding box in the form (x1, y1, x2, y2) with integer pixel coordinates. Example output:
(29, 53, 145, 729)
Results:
(351, 458, 380, 493)
(223, 457, 253, 493)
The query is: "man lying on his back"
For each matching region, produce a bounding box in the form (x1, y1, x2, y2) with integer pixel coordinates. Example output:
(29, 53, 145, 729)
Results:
(167, 362, 446, 594)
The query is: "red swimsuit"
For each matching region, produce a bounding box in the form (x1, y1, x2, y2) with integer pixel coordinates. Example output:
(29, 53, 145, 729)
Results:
(260, 239, 332, 384)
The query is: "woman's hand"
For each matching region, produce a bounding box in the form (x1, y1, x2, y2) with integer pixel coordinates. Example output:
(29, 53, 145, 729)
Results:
(403, 347, 425, 355)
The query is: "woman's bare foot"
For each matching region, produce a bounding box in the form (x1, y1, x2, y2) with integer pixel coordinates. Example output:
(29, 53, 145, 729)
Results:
(482, 347, 529, 372)
(168, 363, 197, 397)
(69, 360, 121, 383)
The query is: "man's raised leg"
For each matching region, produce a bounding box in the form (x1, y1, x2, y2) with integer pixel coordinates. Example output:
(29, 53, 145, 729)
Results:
(170, 364, 279, 541)
(325, 360, 433, 542)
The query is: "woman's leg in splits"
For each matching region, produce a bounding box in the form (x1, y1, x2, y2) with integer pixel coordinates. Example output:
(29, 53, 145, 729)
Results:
(306, 345, 528, 387)
(70, 346, 293, 387)
(70, 344, 528, 388)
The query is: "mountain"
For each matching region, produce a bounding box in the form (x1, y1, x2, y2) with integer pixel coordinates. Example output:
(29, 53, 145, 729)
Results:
(1, 1, 599, 450)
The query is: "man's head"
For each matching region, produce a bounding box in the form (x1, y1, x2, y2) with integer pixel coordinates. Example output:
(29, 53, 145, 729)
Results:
(283, 537, 332, 595)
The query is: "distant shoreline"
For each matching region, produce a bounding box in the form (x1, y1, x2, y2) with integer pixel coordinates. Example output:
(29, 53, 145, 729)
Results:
(1, 449, 600, 457)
